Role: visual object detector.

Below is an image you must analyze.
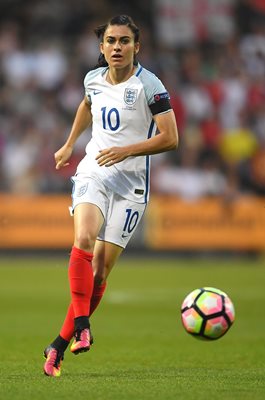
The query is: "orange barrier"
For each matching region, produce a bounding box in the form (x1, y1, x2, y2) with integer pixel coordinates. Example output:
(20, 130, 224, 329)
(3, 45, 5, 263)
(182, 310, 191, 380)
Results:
(0, 194, 73, 248)
(145, 195, 265, 250)
(1, 194, 265, 250)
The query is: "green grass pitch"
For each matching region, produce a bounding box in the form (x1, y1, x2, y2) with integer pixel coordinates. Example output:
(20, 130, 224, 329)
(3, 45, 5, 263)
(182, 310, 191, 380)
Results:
(0, 255, 265, 400)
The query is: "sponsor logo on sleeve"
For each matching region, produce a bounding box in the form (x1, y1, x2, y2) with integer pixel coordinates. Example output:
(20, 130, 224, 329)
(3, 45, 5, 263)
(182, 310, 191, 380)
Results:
(154, 92, 170, 102)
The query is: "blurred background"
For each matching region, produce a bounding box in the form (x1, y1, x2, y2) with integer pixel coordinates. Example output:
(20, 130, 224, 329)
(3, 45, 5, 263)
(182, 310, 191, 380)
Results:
(0, 0, 264, 254)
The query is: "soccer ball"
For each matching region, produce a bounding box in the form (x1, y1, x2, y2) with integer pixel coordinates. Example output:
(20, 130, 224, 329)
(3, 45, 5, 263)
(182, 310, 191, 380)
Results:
(181, 287, 235, 340)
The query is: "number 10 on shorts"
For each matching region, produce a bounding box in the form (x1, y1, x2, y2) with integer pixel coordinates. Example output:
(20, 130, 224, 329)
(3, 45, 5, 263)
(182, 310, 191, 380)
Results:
(123, 208, 139, 234)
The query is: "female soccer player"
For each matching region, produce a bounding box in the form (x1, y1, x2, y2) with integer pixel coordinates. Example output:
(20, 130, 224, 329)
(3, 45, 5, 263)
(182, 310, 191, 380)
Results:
(43, 15, 178, 377)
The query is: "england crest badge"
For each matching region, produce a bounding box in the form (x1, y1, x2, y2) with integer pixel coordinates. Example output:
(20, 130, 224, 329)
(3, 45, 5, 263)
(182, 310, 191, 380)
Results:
(124, 88, 138, 105)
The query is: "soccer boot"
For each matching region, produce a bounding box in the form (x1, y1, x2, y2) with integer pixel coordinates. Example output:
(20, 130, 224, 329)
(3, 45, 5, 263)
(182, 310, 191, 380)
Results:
(43, 346, 64, 377)
(70, 328, 91, 355)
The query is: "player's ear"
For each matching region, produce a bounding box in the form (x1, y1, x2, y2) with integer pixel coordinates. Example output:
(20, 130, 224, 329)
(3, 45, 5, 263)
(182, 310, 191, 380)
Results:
(100, 42, 104, 54)
(134, 42, 140, 55)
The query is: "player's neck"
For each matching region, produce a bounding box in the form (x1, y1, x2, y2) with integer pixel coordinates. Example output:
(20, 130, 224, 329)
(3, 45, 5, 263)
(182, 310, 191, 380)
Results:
(107, 64, 136, 85)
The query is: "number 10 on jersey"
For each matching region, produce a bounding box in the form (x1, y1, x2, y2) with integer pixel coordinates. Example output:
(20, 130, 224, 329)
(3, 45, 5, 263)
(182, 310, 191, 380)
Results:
(101, 107, 120, 131)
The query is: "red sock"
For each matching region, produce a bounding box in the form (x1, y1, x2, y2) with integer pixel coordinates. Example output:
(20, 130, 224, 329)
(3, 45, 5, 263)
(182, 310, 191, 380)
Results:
(89, 282, 107, 316)
(60, 303, 74, 342)
(68, 246, 94, 317)
(60, 281, 106, 341)
(60, 273, 106, 341)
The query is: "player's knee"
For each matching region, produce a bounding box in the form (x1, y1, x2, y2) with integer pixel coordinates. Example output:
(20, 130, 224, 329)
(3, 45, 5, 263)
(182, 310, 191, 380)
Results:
(74, 233, 96, 252)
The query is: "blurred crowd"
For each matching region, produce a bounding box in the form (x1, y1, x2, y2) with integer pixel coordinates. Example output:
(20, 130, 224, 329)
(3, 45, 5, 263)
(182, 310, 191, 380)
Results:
(0, 0, 264, 199)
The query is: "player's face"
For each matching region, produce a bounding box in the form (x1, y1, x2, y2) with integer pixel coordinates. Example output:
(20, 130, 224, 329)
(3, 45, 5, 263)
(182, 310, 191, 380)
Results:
(101, 25, 139, 70)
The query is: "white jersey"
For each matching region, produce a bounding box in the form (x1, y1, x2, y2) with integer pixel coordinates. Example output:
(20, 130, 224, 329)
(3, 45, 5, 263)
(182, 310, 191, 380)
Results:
(76, 63, 171, 204)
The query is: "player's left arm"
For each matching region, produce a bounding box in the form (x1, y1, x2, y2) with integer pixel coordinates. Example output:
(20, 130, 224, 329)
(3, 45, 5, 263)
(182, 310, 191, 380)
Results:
(96, 110, 178, 167)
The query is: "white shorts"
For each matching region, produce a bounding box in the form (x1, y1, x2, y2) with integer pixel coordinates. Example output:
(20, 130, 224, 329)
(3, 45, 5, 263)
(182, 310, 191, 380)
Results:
(70, 175, 146, 248)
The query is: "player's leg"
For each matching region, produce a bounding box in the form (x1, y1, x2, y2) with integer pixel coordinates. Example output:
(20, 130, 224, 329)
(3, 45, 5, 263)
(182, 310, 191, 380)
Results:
(57, 179, 108, 346)
(89, 239, 124, 316)
(69, 202, 104, 354)
(53, 240, 122, 355)
(44, 202, 104, 376)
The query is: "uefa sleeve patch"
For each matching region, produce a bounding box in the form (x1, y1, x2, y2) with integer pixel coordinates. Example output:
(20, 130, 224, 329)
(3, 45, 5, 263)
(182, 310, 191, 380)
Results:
(153, 92, 170, 102)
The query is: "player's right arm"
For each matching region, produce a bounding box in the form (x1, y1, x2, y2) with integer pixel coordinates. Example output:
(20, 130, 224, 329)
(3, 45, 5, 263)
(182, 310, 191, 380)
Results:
(54, 96, 92, 170)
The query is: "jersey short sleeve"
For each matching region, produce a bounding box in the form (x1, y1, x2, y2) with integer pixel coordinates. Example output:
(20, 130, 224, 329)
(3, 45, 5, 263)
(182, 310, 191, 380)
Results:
(137, 67, 172, 115)
(83, 67, 107, 103)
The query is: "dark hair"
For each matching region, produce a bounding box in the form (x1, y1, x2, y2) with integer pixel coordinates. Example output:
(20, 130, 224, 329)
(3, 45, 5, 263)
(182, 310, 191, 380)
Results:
(93, 15, 140, 68)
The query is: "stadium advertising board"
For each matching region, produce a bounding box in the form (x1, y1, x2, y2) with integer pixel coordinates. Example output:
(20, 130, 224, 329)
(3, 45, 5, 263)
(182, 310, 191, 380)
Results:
(0, 194, 73, 249)
(0, 194, 264, 250)
(145, 195, 265, 250)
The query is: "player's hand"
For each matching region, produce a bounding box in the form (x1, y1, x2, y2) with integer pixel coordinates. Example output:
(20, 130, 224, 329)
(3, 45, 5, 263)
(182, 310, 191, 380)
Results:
(96, 147, 129, 167)
(54, 144, 73, 170)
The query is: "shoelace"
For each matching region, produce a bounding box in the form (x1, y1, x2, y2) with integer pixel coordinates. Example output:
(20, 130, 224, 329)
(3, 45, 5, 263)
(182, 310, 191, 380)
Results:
(74, 328, 89, 342)
(48, 349, 63, 368)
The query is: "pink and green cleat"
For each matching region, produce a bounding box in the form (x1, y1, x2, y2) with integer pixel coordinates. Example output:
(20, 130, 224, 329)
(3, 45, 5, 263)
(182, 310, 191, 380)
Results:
(43, 346, 64, 377)
(70, 328, 91, 355)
